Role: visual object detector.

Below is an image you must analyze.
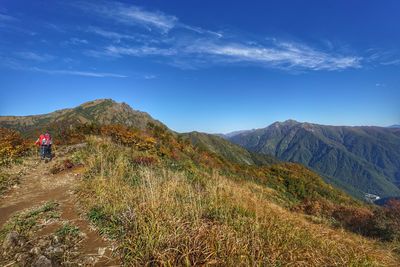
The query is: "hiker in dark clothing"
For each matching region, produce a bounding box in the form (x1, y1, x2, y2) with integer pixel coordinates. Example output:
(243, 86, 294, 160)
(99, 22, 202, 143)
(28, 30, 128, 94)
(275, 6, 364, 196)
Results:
(44, 132, 52, 159)
(35, 133, 46, 159)
(35, 132, 52, 160)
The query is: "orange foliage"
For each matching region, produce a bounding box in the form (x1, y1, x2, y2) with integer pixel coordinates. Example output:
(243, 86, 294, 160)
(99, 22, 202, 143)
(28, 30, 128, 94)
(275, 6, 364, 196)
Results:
(0, 128, 32, 165)
(100, 125, 156, 151)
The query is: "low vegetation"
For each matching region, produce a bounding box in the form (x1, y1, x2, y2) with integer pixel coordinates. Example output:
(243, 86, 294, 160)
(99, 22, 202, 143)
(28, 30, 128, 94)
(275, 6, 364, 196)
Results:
(0, 128, 34, 196)
(74, 133, 399, 265)
(295, 197, 400, 243)
(0, 128, 32, 167)
(0, 201, 88, 266)
(2, 122, 399, 265)
(0, 201, 59, 241)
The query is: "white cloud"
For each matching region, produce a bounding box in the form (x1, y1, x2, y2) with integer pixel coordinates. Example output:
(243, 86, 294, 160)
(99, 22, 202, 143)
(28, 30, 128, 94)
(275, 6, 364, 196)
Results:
(180, 24, 223, 38)
(75, 2, 360, 71)
(366, 49, 400, 66)
(15, 52, 54, 62)
(31, 67, 127, 78)
(87, 26, 136, 41)
(105, 45, 176, 57)
(77, 1, 177, 32)
(144, 74, 157, 80)
(68, 37, 88, 45)
(103, 39, 360, 71)
(61, 38, 89, 46)
(189, 41, 361, 70)
(381, 59, 400, 66)
(0, 2, 362, 74)
(0, 13, 17, 22)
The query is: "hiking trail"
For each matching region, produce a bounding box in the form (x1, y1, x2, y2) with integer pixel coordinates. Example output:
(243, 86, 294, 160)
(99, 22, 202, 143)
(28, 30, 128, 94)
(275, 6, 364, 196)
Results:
(0, 145, 119, 266)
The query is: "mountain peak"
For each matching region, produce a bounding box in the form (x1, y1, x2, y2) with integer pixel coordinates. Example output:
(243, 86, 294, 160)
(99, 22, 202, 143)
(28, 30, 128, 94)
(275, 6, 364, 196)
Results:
(80, 98, 116, 107)
(271, 119, 300, 128)
(282, 119, 300, 125)
(0, 99, 164, 137)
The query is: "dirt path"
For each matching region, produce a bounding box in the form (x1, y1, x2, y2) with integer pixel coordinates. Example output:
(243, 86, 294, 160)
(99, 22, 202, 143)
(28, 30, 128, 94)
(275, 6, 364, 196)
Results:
(0, 149, 119, 266)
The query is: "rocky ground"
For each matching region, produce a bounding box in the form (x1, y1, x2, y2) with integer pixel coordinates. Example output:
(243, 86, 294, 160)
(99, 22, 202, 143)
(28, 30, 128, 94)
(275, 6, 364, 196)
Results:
(0, 145, 119, 266)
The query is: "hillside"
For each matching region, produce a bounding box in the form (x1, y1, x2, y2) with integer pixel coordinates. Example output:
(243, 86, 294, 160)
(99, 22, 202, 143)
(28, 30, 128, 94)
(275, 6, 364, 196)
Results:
(0, 99, 164, 138)
(181, 131, 279, 166)
(226, 120, 400, 199)
(0, 99, 280, 167)
(1, 101, 400, 265)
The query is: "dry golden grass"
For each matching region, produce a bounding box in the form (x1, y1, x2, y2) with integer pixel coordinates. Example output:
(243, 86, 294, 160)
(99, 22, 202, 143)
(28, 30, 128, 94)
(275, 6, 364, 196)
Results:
(76, 137, 399, 266)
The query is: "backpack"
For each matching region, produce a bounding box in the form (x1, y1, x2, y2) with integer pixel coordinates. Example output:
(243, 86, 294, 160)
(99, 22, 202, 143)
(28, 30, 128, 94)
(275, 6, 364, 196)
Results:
(43, 133, 52, 145)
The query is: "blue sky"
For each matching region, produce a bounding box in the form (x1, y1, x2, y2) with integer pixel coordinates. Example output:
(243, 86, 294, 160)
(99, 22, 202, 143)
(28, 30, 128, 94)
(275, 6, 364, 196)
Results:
(0, 0, 399, 133)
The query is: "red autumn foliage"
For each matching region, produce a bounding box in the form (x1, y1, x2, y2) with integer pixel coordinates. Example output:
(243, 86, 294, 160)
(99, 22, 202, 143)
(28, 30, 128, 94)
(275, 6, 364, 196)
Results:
(132, 156, 157, 166)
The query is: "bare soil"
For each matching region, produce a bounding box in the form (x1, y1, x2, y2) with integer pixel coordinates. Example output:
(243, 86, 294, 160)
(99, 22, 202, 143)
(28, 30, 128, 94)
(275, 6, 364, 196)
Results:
(0, 148, 119, 266)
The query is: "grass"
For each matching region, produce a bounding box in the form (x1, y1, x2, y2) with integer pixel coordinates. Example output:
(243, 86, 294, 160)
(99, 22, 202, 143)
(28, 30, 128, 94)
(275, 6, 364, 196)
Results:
(0, 172, 16, 196)
(0, 201, 59, 241)
(55, 223, 80, 240)
(76, 137, 399, 266)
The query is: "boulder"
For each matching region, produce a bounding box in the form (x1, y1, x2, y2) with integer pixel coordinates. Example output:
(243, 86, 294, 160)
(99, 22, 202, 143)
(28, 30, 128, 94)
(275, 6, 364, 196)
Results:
(2, 231, 20, 250)
(33, 255, 52, 267)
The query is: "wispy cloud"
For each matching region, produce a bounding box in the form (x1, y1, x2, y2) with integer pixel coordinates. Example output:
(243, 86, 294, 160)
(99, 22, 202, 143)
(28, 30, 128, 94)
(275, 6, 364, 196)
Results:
(104, 39, 361, 71)
(0, 13, 16, 22)
(76, 1, 360, 71)
(15, 52, 55, 62)
(105, 45, 176, 57)
(188, 41, 361, 70)
(76, 1, 221, 37)
(87, 26, 136, 41)
(180, 24, 223, 38)
(380, 59, 400, 66)
(366, 49, 400, 66)
(66, 37, 89, 45)
(76, 1, 177, 33)
(3, 1, 364, 73)
(31, 67, 127, 78)
(144, 74, 157, 80)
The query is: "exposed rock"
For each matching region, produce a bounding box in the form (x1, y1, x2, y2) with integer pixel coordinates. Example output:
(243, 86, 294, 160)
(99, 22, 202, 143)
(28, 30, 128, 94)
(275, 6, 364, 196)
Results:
(15, 252, 32, 266)
(30, 246, 42, 255)
(2, 231, 19, 250)
(33, 255, 52, 267)
(44, 245, 64, 258)
(98, 247, 106, 256)
(36, 239, 49, 248)
(44, 246, 55, 256)
(78, 232, 87, 239)
(52, 235, 60, 244)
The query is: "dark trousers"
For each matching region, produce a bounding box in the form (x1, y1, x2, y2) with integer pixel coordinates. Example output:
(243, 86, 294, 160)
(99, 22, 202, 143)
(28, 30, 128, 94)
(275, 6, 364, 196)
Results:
(40, 145, 52, 159)
(46, 145, 52, 159)
(40, 145, 46, 159)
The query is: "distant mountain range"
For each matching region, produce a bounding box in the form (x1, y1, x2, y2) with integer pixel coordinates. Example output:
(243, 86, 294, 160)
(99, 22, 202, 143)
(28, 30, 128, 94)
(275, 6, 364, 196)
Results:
(1, 100, 399, 201)
(388, 124, 400, 129)
(224, 120, 400, 199)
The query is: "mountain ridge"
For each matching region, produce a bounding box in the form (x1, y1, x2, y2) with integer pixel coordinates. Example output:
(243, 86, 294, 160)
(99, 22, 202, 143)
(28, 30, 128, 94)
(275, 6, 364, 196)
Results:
(226, 119, 400, 199)
(0, 99, 282, 168)
(2, 100, 399, 201)
(223, 119, 398, 137)
(0, 99, 165, 138)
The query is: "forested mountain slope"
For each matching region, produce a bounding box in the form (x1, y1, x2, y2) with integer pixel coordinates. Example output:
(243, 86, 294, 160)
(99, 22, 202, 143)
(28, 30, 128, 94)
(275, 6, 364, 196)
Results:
(226, 120, 400, 198)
